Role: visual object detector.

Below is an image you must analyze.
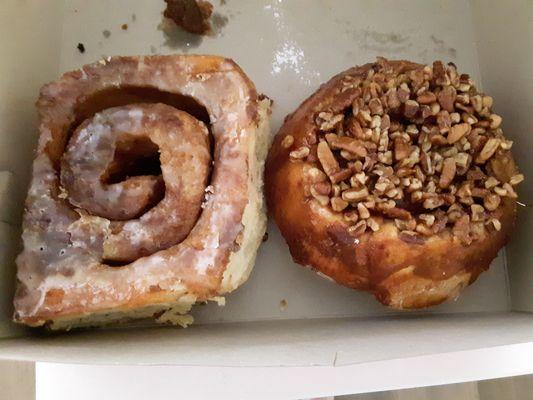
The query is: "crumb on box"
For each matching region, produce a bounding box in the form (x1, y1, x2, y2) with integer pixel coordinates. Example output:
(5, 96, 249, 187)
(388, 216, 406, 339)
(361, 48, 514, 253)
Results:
(163, 0, 214, 35)
(121, 23, 128, 30)
(103, 30, 111, 38)
(280, 299, 288, 310)
(77, 43, 85, 53)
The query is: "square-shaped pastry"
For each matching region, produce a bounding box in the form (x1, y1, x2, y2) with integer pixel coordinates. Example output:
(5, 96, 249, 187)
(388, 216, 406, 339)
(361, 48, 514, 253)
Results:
(14, 55, 271, 329)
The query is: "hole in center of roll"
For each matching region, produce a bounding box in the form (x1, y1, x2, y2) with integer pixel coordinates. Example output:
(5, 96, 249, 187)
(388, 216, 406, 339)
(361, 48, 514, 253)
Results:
(101, 135, 166, 218)
(103, 136, 163, 184)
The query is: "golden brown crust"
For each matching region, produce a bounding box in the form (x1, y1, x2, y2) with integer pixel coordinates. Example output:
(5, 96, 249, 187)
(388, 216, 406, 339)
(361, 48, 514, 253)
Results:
(14, 55, 270, 327)
(266, 59, 518, 309)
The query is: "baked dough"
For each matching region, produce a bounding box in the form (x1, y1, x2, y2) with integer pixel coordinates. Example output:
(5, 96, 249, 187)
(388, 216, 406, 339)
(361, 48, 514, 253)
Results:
(14, 55, 271, 328)
(266, 58, 522, 309)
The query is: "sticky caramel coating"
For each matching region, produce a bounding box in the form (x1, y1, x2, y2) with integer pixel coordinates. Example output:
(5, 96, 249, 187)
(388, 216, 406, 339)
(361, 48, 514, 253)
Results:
(266, 59, 518, 309)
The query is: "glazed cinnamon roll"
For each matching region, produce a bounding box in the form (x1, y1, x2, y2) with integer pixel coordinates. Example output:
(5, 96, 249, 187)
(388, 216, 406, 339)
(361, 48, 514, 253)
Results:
(14, 55, 271, 328)
(266, 58, 523, 309)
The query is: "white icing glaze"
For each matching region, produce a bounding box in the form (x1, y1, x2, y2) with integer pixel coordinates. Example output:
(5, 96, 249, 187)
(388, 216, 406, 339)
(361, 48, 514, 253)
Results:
(14, 56, 270, 328)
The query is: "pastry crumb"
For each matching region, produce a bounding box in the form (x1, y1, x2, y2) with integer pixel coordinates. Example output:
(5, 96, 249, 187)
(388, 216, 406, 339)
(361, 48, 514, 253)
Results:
(121, 23, 128, 30)
(163, 0, 214, 35)
(102, 30, 111, 38)
(156, 310, 194, 327)
(211, 296, 226, 306)
(279, 299, 288, 310)
(77, 43, 85, 53)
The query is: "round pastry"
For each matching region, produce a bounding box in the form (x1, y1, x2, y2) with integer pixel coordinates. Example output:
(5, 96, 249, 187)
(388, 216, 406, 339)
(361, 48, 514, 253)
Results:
(14, 55, 271, 328)
(266, 58, 523, 309)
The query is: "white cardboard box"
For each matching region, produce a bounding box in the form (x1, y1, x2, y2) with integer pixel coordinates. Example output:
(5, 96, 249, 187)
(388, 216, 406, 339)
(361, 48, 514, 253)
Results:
(0, 0, 531, 399)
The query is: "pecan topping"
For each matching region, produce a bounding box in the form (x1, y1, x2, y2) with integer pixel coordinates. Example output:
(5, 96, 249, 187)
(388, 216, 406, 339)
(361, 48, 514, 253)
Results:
(296, 58, 522, 240)
(399, 231, 425, 245)
(476, 138, 500, 164)
(329, 136, 367, 157)
(281, 135, 294, 149)
(439, 158, 456, 189)
(317, 141, 340, 176)
(447, 123, 470, 144)
(289, 146, 309, 160)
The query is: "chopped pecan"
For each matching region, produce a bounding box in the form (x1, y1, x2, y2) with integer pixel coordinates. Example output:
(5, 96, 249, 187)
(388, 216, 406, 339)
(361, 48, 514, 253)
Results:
(447, 123, 471, 144)
(488, 153, 515, 183)
(417, 91, 437, 104)
(419, 213, 435, 226)
(430, 133, 448, 146)
(342, 187, 369, 202)
(382, 206, 411, 220)
(309, 186, 329, 206)
(437, 86, 456, 112)
(437, 110, 452, 133)
(503, 182, 518, 198)
(404, 100, 419, 118)
(487, 218, 501, 232)
(415, 223, 434, 236)
(348, 220, 367, 236)
(394, 138, 411, 161)
(484, 176, 499, 189)
(357, 203, 370, 219)
(307, 167, 327, 183)
(509, 173, 524, 186)
(318, 112, 344, 131)
(395, 218, 417, 231)
(344, 210, 359, 223)
(331, 197, 348, 212)
(331, 87, 362, 113)
(475, 138, 500, 164)
(330, 136, 367, 157)
(483, 193, 501, 211)
(387, 88, 401, 108)
(453, 214, 472, 245)
(433, 61, 449, 85)
(317, 141, 340, 176)
(471, 187, 489, 198)
(500, 140, 513, 150)
(380, 114, 391, 130)
(423, 196, 444, 209)
(281, 135, 294, 149)
(367, 217, 380, 232)
(368, 98, 383, 115)
(399, 230, 425, 245)
(313, 181, 331, 196)
(439, 157, 456, 188)
(289, 146, 309, 160)
(347, 117, 365, 138)
(356, 109, 372, 125)
(489, 114, 502, 129)
(330, 168, 354, 184)
(432, 214, 448, 233)
(397, 87, 410, 103)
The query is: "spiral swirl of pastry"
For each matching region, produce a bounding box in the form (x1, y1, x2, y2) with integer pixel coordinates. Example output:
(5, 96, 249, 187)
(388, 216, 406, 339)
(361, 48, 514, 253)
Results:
(14, 55, 271, 328)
